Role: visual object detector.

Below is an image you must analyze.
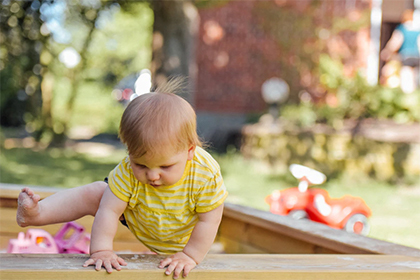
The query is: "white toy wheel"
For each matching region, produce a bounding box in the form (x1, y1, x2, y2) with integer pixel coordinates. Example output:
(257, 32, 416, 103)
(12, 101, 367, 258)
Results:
(288, 210, 309, 220)
(344, 214, 370, 235)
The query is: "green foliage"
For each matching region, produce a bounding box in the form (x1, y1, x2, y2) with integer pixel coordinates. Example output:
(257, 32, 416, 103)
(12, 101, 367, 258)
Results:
(1, 1, 153, 143)
(316, 54, 420, 124)
(281, 54, 420, 127)
(281, 103, 318, 127)
(86, 2, 153, 83)
(194, 0, 230, 9)
(0, 1, 48, 127)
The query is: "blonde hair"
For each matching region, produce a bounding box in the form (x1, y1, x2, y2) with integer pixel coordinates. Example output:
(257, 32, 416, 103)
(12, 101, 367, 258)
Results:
(119, 77, 202, 157)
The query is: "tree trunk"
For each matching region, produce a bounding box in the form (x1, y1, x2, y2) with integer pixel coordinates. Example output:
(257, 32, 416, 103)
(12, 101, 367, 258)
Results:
(48, 10, 99, 147)
(151, 0, 199, 103)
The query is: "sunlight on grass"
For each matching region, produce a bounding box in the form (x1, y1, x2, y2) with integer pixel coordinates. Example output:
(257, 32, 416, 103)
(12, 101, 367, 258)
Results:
(1, 147, 419, 249)
(0, 147, 127, 188)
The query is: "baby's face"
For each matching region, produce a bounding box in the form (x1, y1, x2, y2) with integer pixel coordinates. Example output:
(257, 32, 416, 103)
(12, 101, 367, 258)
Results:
(129, 146, 195, 187)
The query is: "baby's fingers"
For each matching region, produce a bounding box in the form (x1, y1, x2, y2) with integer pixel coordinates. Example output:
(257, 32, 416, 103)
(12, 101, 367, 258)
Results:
(103, 260, 113, 273)
(159, 257, 172, 269)
(83, 258, 95, 267)
(183, 263, 195, 278)
(111, 259, 122, 271)
(95, 259, 103, 271)
(117, 256, 127, 266)
(173, 264, 184, 279)
(165, 261, 178, 276)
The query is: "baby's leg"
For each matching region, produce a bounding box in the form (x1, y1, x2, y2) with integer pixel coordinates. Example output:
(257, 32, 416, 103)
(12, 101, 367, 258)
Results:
(17, 181, 107, 227)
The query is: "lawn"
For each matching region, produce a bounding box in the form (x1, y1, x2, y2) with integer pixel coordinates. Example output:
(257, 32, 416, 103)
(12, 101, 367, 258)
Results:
(1, 144, 419, 249)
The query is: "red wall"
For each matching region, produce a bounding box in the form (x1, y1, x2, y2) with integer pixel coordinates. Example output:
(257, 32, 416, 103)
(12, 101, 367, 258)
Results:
(195, 1, 282, 113)
(194, 0, 371, 114)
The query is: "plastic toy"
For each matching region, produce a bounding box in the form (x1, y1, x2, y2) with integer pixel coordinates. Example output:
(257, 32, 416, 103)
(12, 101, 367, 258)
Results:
(265, 164, 372, 235)
(53, 221, 91, 254)
(7, 229, 59, 254)
(7, 221, 90, 254)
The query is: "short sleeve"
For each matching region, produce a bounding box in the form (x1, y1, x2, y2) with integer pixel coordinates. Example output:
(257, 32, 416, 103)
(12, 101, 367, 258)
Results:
(108, 157, 133, 203)
(195, 168, 228, 213)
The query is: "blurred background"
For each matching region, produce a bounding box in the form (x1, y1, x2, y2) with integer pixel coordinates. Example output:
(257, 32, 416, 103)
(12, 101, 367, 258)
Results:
(1, 0, 419, 249)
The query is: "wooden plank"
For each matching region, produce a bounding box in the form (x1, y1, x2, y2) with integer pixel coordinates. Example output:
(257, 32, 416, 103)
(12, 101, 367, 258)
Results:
(223, 203, 420, 257)
(0, 254, 419, 280)
(217, 235, 269, 254)
(219, 216, 320, 254)
(109, 241, 149, 253)
(0, 183, 61, 201)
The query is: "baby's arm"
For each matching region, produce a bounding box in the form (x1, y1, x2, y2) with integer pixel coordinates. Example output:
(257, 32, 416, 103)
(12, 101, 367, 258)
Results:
(83, 187, 127, 273)
(159, 203, 224, 279)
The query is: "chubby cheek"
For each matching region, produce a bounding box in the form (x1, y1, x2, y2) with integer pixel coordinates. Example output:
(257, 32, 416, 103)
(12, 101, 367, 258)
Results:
(163, 173, 178, 185)
(132, 168, 146, 183)
(165, 167, 185, 184)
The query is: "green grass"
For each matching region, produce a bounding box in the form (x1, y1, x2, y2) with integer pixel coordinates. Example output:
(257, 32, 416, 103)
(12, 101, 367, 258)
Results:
(1, 146, 419, 249)
(0, 146, 127, 188)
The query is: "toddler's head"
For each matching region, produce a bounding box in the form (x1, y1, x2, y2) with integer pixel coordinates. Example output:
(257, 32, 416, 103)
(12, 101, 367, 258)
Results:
(119, 77, 202, 159)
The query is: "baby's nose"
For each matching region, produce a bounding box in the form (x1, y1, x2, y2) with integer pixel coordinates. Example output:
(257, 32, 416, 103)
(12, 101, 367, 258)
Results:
(147, 170, 160, 181)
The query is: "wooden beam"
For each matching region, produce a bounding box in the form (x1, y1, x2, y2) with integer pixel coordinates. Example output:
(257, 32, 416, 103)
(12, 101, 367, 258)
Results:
(0, 254, 419, 280)
(222, 203, 420, 257)
(0, 183, 61, 201)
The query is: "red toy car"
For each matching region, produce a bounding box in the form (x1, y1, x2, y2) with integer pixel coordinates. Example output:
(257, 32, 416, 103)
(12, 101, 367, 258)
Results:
(266, 164, 372, 235)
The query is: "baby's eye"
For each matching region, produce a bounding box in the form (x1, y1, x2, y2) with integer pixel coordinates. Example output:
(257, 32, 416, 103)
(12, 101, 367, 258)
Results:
(136, 164, 147, 168)
(161, 165, 174, 169)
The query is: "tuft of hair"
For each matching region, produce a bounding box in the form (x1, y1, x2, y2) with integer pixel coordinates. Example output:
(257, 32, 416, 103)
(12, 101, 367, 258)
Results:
(154, 76, 189, 96)
(119, 76, 202, 158)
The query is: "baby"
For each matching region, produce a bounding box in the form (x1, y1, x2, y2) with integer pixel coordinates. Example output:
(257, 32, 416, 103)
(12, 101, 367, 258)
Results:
(16, 78, 228, 279)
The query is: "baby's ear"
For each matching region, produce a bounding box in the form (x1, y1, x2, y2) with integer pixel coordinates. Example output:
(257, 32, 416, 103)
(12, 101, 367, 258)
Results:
(187, 145, 196, 160)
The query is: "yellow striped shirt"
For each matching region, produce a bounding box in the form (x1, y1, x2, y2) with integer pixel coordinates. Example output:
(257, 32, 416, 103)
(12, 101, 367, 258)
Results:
(108, 147, 228, 254)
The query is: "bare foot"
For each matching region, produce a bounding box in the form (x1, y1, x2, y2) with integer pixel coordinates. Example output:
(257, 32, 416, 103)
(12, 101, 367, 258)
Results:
(16, 187, 41, 227)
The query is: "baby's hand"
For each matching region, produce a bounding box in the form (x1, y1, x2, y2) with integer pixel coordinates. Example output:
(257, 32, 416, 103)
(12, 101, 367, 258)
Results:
(159, 252, 197, 279)
(83, 250, 127, 273)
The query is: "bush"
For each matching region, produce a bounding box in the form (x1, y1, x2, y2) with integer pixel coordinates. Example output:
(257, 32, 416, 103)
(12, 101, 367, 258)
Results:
(281, 54, 420, 128)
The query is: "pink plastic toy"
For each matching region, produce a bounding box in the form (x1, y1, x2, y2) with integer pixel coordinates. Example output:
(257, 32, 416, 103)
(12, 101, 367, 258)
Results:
(7, 229, 59, 254)
(53, 221, 91, 254)
(7, 222, 91, 254)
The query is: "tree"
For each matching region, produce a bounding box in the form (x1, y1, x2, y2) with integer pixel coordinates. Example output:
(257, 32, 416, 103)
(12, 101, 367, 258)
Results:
(43, 1, 105, 146)
(150, 0, 199, 102)
(1, 0, 199, 146)
(0, 1, 47, 129)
